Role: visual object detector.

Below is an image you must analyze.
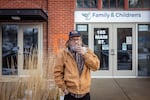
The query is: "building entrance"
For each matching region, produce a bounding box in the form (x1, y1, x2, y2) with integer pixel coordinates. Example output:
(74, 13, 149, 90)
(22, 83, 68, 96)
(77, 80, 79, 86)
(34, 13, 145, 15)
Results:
(90, 24, 136, 77)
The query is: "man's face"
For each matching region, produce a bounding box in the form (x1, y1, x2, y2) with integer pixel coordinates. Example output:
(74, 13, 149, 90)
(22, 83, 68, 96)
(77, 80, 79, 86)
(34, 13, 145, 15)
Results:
(69, 36, 82, 47)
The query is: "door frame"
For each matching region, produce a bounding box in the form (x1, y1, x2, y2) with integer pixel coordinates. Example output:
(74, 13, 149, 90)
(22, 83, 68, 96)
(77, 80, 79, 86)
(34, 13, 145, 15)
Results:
(18, 24, 43, 76)
(89, 24, 113, 77)
(113, 24, 136, 77)
(0, 23, 43, 77)
(89, 23, 136, 78)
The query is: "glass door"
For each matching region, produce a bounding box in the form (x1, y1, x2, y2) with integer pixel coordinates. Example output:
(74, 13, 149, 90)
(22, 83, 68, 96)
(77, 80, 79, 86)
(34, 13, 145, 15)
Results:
(18, 25, 41, 75)
(113, 24, 136, 76)
(91, 24, 136, 77)
(0, 24, 42, 76)
(90, 24, 113, 76)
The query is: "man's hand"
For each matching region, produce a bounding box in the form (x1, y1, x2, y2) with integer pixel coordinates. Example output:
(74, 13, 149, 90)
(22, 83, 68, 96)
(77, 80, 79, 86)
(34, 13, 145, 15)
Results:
(75, 46, 87, 55)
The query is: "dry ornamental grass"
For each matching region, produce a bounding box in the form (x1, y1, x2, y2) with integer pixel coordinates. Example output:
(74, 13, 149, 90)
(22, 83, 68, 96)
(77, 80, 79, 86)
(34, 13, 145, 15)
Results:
(0, 48, 61, 100)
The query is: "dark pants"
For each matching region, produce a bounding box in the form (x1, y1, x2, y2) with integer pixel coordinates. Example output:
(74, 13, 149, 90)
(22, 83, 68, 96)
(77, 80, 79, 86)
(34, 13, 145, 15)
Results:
(64, 93, 90, 100)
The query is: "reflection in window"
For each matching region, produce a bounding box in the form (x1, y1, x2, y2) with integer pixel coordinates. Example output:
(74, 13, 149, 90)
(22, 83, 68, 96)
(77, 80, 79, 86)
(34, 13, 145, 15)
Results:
(110, 0, 117, 8)
(138, 24, 150, 76)
(94, 28, 109, 70)
(2, 25, 18, 75)
(118, 0, 124, 8)
(84, 0, 90, 8)
(102, 0, 109, 8)
(143, 0, 150, 8)
(129, 0, 150, 8)
(77, 0, 83, 8)
(102, 0, 124, 9)
(77, 0, 97, 8)
(117, 28, 132, 70)
(23, 28, 38, 69)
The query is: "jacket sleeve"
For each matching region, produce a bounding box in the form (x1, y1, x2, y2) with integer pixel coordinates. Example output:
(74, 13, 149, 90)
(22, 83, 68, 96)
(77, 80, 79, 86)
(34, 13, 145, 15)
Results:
(83, 48, 100, 71)
(54, 50, 66, 91)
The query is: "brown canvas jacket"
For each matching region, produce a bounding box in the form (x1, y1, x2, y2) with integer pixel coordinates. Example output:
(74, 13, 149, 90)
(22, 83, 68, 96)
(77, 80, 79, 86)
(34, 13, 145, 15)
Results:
(54, 48, 100, 94)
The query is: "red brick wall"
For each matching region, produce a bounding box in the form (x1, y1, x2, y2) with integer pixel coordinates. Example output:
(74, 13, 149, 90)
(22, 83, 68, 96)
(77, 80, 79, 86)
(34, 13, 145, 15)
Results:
(48, 0, 75, 54)
(0, 0, 47, 10)
(0, 0, 49, 56)
(0, 0, 75, 55)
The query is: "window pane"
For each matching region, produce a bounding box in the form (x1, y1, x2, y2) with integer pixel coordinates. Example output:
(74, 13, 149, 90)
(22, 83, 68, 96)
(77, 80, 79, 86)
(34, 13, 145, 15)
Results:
(110, 0, 116, 8)
(2, 25, 18, 75)
(81, 32, 88, 45)
(77, 0, 98, 8)
(117, 28, 132, 70)
(144, 0, 150, 8)
(118, 0, 124, 8)
(23, 28, 38, 69)
(94, 28, 109, 70)
(129, 0, 143, 8)
(102, 0, 109, 8)
(84, 0, 90, 8)
(91, 0, 97, 8)
(77, 0, 83, 8)
(76, 24, 88, 45)
(102, 0, 124, 9)
(138, 24, 150, 76)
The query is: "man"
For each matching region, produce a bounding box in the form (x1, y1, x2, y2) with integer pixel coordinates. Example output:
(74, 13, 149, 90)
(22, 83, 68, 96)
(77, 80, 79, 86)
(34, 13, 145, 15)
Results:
(54, 30, 100, 100)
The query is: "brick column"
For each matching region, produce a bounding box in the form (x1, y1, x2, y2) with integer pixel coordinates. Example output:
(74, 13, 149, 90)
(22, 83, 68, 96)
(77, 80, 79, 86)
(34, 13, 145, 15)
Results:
(47, 0, 75, 55)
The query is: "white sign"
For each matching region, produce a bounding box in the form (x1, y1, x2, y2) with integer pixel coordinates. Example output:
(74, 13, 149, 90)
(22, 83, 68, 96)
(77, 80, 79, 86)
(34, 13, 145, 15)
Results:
(95, 35, 108, 39)
(126, 36, 132, 44)
(102, 44, 109, 50)
(98, 40, 105, 44)
(75, 11, 150, 22)
(77, 24, 88, 31)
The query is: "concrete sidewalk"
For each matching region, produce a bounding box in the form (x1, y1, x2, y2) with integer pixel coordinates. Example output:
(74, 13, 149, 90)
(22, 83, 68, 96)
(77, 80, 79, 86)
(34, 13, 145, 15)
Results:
(91, 78, 150, 100)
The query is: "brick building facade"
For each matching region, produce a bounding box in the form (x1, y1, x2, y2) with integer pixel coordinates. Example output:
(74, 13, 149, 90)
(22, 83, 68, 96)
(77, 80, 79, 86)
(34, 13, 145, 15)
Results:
(0, 0, 150, 77)
(48, 0, 74, 53)
(0, 0, 74, 55)
(0, 0, 75, 77)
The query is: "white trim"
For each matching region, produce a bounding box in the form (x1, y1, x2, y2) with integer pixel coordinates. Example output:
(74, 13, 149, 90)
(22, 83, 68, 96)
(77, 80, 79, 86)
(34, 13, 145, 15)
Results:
(39, 24, 43, 77)
(91, 76, 150, 78)
(135, 23, 138, 76)
(91, 76, 137, 78)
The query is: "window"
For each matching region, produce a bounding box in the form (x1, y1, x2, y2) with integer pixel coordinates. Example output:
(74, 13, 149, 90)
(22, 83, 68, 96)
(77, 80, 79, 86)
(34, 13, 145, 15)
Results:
(117, 28, 132, 70)
(77, 0, 98, 8)
(23, 28, 38, 69)
(129, 0, 150, 8)
(76, 24, 88, 45)
(2, 25, 18, 75)
(1, 24, 39, 75)
(138, 24, 150, 76)
(102, 0, 124, 9)
(94, 28, 109, 70)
